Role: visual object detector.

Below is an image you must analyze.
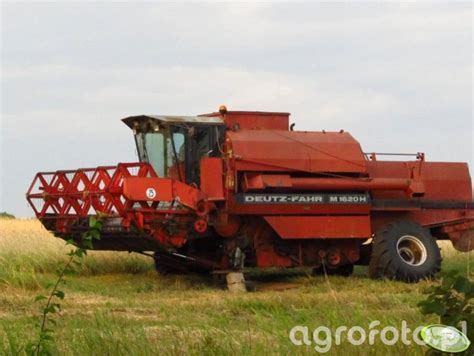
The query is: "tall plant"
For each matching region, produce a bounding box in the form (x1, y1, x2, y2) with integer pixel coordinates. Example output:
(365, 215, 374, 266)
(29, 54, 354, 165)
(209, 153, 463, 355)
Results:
(27, 216, 102, 355)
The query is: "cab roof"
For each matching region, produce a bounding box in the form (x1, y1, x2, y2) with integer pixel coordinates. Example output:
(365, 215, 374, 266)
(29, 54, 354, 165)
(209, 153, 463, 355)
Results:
(122, 115, 224, 130)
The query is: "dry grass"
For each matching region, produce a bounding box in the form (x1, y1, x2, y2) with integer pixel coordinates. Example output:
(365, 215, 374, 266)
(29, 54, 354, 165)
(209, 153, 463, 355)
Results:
(0, 218, 472, 355)
(0, 219, 153, 279)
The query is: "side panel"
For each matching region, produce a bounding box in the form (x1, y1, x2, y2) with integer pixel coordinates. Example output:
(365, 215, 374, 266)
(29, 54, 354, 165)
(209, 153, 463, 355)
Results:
(123, 177, 173, 201)
(229, 193, 371, 215)
(371, 210, 474, 231)
(367, 161, 472, 201)
(227, 130, 367, 174)
(200, 158, 225, 201)
(122, 176, 206, 210)
(264, 216, 371, 239)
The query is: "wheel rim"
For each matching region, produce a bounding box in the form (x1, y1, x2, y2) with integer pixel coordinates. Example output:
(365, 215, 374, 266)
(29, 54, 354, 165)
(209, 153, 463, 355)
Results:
(396, 235, 427, 266)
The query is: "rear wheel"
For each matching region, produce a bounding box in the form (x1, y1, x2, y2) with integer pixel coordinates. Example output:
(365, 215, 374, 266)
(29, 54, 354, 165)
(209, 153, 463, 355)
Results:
(369, 221, 441, 282)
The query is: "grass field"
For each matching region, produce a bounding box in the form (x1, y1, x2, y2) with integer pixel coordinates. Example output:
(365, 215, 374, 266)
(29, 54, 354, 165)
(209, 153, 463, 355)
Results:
(0, 218, 472, 355)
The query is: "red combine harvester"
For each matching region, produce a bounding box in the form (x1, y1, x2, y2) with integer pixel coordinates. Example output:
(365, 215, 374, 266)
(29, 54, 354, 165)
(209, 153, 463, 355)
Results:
(27, 107, 474, 282)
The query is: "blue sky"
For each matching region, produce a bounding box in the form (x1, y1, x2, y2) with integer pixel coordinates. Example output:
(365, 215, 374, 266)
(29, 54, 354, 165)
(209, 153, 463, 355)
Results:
(1, 2, 472, 217)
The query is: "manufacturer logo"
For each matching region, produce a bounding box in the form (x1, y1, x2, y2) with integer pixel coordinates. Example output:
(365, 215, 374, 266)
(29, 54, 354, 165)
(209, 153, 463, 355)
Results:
(145, 188, 156, 199)
(236, 193, 370, 204)
(420, 324, 470, 353)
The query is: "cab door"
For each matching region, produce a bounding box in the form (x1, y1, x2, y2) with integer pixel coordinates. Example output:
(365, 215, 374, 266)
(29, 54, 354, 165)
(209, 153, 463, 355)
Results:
(184, 125, 225, 185)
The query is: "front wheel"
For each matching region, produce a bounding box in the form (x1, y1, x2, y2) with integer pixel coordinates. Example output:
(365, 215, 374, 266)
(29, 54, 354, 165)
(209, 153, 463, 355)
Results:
(369, 221, 441, 282)
(313, 264, 354, 277)
(153, 252, 187, 275)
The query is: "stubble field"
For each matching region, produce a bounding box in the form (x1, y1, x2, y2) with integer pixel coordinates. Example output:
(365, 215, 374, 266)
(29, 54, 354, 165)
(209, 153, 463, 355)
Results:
(0, 218, 472, 355)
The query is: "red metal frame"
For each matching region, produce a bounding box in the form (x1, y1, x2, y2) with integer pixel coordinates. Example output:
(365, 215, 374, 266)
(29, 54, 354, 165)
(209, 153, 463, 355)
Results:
(25, 109, 474, 272)
(27, 163, 159, 219)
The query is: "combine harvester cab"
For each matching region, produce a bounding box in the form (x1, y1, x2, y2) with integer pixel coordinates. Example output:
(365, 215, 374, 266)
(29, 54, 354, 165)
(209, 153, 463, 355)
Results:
(26, 107, 474, 281)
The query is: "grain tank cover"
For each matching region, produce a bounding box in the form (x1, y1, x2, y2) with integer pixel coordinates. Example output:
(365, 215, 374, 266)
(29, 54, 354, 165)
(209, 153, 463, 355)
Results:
(227, 130, 367, 174)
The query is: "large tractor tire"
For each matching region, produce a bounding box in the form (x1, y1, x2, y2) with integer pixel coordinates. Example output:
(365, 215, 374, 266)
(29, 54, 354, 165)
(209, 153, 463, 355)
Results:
(369, 221, 441, 282)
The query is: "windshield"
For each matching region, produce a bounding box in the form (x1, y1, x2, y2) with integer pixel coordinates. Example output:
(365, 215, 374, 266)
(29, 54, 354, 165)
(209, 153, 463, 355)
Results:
(135, 127, 184, 177)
